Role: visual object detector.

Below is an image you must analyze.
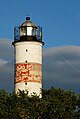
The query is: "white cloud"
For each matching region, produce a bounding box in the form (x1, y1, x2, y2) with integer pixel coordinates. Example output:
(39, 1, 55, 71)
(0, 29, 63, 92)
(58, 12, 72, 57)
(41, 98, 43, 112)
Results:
(43, 46, 80, 92)
(0, 59, 8, 66)
(0, 39, 14, 92)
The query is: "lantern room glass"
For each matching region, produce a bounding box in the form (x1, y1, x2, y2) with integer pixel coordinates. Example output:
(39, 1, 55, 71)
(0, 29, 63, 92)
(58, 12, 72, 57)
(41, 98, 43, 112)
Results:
(14, 25, 42, 42)
(20, 26, 37, 36)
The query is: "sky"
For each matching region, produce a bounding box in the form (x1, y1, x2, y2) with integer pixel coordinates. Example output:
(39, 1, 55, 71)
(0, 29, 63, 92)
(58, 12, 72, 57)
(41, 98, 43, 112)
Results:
(0, 0, 80, 93)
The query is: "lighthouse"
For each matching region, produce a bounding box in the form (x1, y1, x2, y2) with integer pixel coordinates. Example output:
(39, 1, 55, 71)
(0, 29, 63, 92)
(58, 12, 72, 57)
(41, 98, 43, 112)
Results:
(12, 17, 44, 97)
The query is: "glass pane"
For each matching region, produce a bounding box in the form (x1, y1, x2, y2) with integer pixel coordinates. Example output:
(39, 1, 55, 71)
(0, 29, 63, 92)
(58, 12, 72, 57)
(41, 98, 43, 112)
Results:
(32, 28, 36, 36)
(27, 27, 32, 35)
(20, 27, 27, 36)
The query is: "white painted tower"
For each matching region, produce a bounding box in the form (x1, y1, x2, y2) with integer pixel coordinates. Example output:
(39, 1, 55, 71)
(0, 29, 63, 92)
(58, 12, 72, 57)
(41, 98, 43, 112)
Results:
(12, 17, 44, 97)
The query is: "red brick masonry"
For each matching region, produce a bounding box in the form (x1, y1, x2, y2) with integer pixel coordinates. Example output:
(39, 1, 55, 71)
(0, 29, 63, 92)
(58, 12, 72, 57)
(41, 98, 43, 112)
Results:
(15, 63, 42, 83)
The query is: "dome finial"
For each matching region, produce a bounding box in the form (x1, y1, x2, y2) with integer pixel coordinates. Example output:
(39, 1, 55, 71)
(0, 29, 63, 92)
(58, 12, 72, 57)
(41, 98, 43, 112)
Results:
(26, 16, 30, 21)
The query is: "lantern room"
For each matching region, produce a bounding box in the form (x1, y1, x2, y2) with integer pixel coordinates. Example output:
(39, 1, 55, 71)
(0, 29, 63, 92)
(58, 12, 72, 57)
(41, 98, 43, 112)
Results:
(13, 17, 43, 44)
(20, 16, 37, 36)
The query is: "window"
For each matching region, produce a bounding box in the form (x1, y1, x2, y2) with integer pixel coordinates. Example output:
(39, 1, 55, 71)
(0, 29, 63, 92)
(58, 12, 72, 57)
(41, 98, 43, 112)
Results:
(25, 82, 27, 85)
(26, 49, 28, 52)
(25, 60, 27, 63)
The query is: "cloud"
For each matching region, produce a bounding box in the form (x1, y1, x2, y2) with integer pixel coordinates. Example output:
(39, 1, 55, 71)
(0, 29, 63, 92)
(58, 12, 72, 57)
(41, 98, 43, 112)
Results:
(0, 39, 13, 59)
(43, 46, 80, 92)
(0, 39, 14, 92)
(0, 59, 8, 66)
(0, 39, 80, 93)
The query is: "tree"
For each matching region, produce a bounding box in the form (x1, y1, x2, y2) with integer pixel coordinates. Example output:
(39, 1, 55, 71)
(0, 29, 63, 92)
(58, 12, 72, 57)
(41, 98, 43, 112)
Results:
(0, 89, 8, 118)
(0, 87, 79, 119)
(42, 87, 77, 119)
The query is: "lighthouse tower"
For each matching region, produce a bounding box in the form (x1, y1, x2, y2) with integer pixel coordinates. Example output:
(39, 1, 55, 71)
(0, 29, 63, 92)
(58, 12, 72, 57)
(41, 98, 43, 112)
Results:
(12, 17, 44, 97)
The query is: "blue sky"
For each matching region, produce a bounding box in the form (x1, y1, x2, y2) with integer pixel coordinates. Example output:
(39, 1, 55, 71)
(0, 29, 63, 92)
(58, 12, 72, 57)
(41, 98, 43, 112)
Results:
(0, 0, 80, 46)
(1, 0, 80, 93)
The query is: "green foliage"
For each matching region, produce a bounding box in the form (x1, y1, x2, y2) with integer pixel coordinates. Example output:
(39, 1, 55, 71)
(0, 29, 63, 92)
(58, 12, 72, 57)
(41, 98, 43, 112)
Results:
(0, 87, 79, 119)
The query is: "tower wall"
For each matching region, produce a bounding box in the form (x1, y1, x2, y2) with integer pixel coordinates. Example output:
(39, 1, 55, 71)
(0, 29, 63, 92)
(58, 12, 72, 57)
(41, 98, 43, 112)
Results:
(14, 41, 42, 97)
